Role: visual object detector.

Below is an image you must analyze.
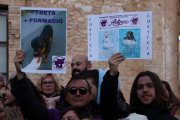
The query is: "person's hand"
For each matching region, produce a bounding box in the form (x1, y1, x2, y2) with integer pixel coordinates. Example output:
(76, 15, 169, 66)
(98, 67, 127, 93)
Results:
(108, 52, 126, 75)
(51, 96, 60, 102)
(45, 98, 56, 109)
(14, 49, 25, 80)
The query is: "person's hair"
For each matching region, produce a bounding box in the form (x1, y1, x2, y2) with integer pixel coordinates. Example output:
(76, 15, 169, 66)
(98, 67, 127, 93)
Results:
(162, 81, 180, 105)
(60, 106, 92, 120)
(83, 69, 99, 89)
(117, 89, 126, 103)
(37, 73, 61, 93)
(0, 73, 5, 84)
(130, 71, 169, 110)
(7, 75, 46, 107)
(65, 75, 91, 95)
(0, 85, 6, 89)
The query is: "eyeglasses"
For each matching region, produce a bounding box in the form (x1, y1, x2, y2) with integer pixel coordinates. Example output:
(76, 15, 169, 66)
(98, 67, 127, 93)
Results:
(68, 87, 88, 95)
(42, 81, 54, 85)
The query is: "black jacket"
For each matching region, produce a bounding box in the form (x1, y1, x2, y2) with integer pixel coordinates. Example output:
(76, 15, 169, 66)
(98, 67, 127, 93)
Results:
(100, 70, 178, 120)
(11, 76, 48, 120)
(131, 103, 178, 120)
(100, 70, 130, 120)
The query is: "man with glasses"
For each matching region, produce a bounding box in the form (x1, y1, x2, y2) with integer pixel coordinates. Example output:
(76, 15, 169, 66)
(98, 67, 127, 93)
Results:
(12, 49, 101, 120)
(64, 76, 101, 118)
(70, 55, 121, 106)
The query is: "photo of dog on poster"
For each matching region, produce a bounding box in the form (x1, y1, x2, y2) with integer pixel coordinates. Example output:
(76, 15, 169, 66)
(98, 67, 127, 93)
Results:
(21, 8, 66, 72)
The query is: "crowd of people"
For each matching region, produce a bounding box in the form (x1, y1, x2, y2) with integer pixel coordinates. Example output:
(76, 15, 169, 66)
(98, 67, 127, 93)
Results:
(0, 50, 179, 120)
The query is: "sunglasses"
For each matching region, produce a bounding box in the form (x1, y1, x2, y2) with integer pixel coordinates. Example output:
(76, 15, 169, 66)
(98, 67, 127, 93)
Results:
(42, 80, 54, 85)
(68, 87, 88, 95)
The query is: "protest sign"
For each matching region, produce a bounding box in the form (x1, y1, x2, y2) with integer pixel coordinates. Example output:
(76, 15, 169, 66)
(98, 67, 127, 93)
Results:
(88, 11, 152, 61)
(4, 107, 23, 120)
(20, 7, 67, 73)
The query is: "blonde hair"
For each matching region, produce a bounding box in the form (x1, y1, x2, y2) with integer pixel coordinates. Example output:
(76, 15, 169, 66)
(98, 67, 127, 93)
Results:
(37, 73, 61, 93)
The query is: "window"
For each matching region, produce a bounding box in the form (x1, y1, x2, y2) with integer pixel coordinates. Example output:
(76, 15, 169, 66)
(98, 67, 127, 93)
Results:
(0, 5, 8, 84)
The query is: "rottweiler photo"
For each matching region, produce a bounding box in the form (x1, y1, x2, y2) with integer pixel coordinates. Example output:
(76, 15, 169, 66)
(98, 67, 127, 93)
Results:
(123, 31, 136, 42)
(21, 9, 66, 72)
(31, 25, 53, 64)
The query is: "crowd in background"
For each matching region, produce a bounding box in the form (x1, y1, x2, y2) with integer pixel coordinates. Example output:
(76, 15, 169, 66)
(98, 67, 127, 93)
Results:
(0, 50, 179, 120)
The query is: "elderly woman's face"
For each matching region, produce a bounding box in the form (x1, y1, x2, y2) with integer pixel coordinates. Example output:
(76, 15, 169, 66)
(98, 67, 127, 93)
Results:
(41, 76, 56, 96)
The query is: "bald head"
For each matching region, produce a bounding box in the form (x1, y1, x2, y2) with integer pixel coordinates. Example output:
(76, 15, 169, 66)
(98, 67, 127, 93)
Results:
(71, 55, 92, 76)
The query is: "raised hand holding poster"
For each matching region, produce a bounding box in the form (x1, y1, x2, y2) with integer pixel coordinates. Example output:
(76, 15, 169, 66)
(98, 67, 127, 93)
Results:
(20, 7, 67, 73)
(88, 11, 152, 61)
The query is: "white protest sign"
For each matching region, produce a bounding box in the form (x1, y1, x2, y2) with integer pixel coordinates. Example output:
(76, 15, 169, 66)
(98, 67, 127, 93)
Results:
(20, 7, 67, 73)
(88, 11, 152, 61)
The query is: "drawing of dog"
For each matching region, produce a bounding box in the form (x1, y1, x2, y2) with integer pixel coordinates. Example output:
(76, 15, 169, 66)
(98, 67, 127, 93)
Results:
(102, 32, 115, 49)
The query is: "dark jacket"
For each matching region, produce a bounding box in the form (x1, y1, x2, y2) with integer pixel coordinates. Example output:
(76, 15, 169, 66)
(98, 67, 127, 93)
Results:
(100, 70, 130, 120)
(11, 76, 48, 120)
(11, 76, 101, 120)
(100, 70, 178, 120)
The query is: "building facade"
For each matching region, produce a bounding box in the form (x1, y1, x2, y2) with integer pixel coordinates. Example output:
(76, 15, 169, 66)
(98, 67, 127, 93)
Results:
(0, 0, 180, 117)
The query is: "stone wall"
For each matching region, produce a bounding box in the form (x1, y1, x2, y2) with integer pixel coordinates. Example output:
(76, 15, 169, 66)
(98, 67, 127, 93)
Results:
(1, 0, 179, 109)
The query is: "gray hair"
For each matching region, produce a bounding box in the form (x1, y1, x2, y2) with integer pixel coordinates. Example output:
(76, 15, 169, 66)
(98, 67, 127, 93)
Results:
(0, 73, 5, 84)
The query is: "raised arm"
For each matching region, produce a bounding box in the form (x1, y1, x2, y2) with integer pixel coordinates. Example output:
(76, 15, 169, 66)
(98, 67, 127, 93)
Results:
(14, 49, 25, 80)
(12, 49, 48, 120)
(100, 52, 129, 120)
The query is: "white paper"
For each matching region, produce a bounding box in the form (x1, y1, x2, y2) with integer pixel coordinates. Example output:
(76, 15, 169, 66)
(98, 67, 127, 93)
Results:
(20, 7, 67, 73)
(88, 11, 152, 61)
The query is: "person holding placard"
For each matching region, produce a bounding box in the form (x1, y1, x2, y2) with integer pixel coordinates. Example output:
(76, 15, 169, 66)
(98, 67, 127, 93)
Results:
(100, 52, 178, 120)
(12, 49, 102, 120)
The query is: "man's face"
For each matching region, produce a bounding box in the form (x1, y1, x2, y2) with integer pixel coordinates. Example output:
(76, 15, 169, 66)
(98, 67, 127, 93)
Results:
(71, 56, 88, 76)
(66, 79, 91, 109)
(137, 76, 155, 105)
(86, 78, 98, 102)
